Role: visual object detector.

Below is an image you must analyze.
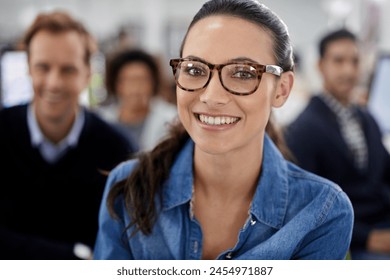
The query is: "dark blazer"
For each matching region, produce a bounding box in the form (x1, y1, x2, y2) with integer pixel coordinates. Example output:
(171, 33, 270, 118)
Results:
(285, 95, 390, 250)
(0, 104, 134, 259)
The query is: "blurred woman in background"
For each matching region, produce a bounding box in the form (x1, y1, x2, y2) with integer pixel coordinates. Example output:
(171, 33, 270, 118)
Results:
(98, 49, 177, 151)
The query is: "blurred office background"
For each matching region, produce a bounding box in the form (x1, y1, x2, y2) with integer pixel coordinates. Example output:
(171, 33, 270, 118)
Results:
(0, 0, 389, 144)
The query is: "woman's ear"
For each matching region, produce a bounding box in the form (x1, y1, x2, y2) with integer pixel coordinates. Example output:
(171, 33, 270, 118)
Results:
(272, 71, 294, 108)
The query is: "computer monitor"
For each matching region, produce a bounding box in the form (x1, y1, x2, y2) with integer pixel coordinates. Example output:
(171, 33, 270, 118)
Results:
(368, 54, 390, 134)
(0, 50, 33, 108)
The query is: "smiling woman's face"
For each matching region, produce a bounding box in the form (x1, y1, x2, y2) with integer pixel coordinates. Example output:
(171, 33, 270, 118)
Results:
(177, 15, 282, 155)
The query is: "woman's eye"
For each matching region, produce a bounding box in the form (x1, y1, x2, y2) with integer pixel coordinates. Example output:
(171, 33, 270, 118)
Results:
(232, 69, 256, 80)
(184, 66, 206, 77)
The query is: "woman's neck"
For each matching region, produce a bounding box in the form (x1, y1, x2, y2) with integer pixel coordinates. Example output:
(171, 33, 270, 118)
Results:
(193, 144, 262, 203)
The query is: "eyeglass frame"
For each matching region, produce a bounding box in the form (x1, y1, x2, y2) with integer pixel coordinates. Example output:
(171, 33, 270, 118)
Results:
(169, 58, 284, 96)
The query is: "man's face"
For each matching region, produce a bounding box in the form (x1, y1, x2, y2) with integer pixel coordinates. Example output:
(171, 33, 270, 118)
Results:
(28, 30, 91, 125)
(318, 38, 359, 104)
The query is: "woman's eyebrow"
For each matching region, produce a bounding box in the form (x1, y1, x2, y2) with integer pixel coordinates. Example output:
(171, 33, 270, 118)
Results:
(228, 57, 260, 64)
(182, 55, 206, 62)
(182, 55, 260, 64)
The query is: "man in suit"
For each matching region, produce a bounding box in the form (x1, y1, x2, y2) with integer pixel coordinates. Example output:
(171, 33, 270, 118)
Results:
(0, 11, 134, 259)
(285, 29, 390, 259)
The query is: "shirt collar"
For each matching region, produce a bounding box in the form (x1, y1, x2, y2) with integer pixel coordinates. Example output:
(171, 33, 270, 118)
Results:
(27, 103, 85, 148)
(320, 92, 353, 120)
(162, 134, 289, 229)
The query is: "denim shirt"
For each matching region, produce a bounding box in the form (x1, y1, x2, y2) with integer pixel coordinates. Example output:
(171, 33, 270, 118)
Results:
(94, 135, 353, 260)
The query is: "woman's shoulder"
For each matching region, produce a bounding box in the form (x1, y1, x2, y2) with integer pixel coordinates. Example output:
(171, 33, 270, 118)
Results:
(108, 159, 139, 184)
(278, 161, 354, 244)
(285, 161, 352, 212)
(286, 161, 339, 189)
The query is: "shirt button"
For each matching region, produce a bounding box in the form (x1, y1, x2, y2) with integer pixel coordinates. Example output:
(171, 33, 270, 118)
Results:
(250, 219, 256, 226)
(225, 252, 232, 259)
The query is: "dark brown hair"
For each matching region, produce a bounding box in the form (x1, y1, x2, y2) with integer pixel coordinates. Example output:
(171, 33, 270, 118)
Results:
(181, 0, 294, 72)
(319, 29, 357, 59)
(23, 10, 96, 65)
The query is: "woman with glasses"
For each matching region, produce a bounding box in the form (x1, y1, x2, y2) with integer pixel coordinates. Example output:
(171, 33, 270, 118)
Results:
(94, 0, 353, 260)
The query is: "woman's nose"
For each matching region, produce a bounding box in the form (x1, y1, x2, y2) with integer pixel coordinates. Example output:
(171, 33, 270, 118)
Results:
(199, 71, 231, 106)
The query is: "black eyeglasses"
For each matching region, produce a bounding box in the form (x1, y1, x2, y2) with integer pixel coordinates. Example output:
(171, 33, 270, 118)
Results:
(169, 58, 283, 96)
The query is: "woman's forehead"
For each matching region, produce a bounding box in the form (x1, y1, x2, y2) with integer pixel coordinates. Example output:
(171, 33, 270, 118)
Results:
(182, 15, 275, 64)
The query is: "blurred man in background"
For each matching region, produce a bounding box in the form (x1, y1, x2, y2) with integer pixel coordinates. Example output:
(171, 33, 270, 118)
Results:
(0, 11, 133, 259)
(285, 29, 390, 259)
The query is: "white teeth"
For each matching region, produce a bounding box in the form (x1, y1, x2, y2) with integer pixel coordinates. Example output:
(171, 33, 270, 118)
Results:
(198, 114, 239, 125)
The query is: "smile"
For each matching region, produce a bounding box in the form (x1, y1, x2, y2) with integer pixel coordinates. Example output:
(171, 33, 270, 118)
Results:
(196, 113, 240, 125)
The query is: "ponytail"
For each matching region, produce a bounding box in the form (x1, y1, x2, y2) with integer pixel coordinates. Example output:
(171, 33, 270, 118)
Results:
(107, 121, 189, 235)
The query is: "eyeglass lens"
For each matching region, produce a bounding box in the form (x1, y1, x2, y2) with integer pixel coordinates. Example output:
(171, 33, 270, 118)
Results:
(175, 60, 260, 95)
